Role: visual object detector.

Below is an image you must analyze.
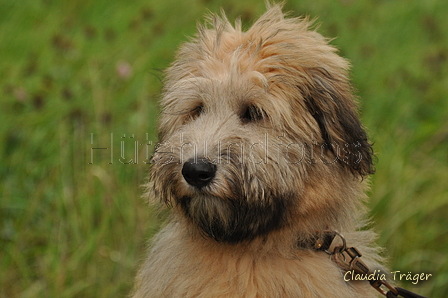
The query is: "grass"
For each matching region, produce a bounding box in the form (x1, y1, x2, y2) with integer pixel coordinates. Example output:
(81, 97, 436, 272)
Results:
(1, 0, 447, 297)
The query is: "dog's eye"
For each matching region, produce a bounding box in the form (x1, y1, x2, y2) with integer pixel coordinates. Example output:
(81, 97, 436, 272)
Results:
(241, 104, 264, 123)
(190, 104, 204, 120)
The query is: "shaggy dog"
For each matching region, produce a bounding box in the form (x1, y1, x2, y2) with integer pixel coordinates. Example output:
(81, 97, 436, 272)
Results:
(132, 4, 385, 298)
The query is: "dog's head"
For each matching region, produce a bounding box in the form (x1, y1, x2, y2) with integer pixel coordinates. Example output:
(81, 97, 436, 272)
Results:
(149, 5, 374, 243)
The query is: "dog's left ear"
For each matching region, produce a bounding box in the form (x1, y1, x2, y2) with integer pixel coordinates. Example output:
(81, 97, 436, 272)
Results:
(305, 67, 375, 178)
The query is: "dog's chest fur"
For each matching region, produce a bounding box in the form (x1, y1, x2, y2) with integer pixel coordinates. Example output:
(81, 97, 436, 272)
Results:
(132, 225, 378, 298)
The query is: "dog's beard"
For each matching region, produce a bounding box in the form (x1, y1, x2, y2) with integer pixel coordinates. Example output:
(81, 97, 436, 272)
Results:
(178, 190, 290, 243)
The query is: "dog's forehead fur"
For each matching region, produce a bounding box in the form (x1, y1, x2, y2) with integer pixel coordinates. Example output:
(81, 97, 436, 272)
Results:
(165, 6, 349, 83)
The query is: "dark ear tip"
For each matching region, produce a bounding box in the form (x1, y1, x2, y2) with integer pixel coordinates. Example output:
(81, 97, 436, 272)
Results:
(351, 141, 376, 178)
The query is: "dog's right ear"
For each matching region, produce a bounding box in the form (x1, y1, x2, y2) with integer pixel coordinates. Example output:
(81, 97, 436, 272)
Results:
(305, 67, 375, 178)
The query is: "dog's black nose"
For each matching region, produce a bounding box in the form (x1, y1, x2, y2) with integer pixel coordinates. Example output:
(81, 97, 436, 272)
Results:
(182, 157, 216, 189)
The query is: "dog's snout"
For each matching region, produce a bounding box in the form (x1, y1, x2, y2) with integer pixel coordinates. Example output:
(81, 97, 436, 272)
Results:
(182, 157, 217, 188)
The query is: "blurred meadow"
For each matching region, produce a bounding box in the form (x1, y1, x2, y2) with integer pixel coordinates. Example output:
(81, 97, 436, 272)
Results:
(1, 0, 447, 297)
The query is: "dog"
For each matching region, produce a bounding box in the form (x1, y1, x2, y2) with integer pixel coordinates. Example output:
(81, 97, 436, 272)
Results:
(132, 4, 385, 297)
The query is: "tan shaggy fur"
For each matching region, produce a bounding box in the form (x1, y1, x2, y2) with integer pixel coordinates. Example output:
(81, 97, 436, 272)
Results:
(132, 4, 386, 298)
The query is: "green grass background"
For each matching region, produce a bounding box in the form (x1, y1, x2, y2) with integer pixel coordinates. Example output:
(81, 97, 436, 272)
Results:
(1, 0, 447, 297)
